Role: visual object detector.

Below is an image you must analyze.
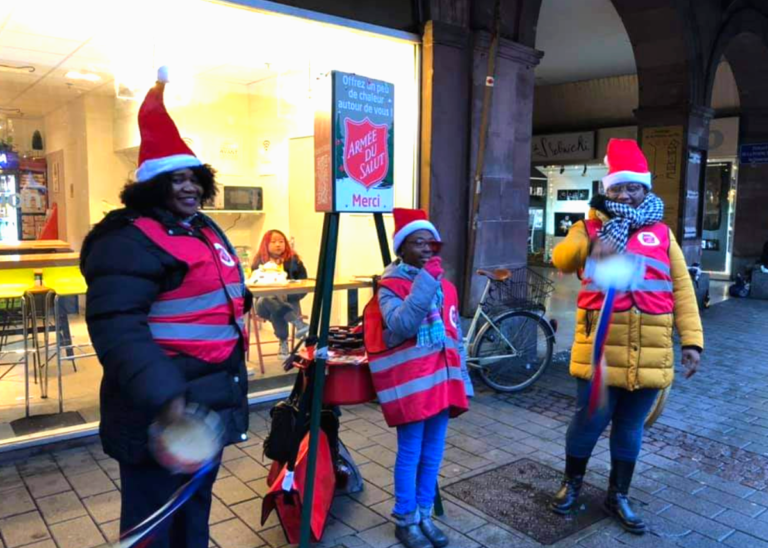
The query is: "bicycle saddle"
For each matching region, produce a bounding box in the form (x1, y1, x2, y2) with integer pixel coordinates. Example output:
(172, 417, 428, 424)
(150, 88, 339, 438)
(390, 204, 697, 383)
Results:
(477, 268, 512, 281)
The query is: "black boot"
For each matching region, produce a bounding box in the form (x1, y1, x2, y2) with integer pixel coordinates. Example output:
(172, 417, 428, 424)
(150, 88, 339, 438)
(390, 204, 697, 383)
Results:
(604, 460, 646, 535)
(394, 511, 433, 548)
(420, 506, 449, 548)
(550, 456, 589, 515)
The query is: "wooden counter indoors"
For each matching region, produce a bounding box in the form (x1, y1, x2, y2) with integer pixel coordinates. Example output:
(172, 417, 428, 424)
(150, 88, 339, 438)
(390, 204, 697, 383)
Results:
(0, 240, 72, 255)
(0, 252, 80, 270)
(248, 278, 372, 298)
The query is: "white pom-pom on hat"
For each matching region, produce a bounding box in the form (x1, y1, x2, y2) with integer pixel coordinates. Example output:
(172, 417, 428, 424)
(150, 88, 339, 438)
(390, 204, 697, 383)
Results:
(157, 66, 170, 83)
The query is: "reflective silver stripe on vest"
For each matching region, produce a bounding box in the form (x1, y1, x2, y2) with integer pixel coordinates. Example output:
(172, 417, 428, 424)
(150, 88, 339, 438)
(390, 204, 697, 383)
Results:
(369, 337, 461, 374)
(226, 283, 244, 299)
(149, 288, 229, 318)
(641, 257, 671, 276)
(149, 323, 240, 341)
(585, 279, 673, 293)
(377, 365, 465, 404)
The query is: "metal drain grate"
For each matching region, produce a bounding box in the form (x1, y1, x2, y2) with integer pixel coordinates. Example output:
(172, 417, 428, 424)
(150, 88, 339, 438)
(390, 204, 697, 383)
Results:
(444, 458, 607, 545)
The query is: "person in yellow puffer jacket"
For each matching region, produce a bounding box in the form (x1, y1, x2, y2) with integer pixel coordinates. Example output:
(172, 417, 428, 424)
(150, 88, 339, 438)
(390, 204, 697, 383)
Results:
(548, 139, 704, 535)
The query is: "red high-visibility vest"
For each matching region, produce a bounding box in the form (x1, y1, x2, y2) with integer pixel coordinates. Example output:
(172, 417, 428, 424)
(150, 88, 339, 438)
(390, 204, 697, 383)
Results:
(364, 277, 468, 427)
(578, 219, 675, 314)
(134, 217, 247, 363)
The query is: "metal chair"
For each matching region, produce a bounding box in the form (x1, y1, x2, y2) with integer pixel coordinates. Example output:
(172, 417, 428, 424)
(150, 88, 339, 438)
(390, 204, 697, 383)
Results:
(42, 266, 94, 413)
(0, 268, 37, 417)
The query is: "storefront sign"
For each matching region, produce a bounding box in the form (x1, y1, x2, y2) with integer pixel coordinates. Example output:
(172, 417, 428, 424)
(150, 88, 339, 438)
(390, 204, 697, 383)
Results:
(641, 126, 684, 234)
(739, 143, 768, 165)
(532, 132, 595, 163)
(0, 151, 19, 170)
(683, 151, 702, 240)
(314, 71, 394, 212)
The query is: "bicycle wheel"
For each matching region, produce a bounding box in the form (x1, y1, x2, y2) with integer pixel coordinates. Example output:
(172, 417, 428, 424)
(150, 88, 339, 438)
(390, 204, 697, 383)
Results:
(471, 309, 554, 393)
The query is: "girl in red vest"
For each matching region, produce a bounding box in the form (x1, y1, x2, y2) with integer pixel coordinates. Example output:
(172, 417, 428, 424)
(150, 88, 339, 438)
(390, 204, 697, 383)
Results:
(549, 139, 703, 534)
(81, 68, 250, 548)
(364, 208, 471, 548)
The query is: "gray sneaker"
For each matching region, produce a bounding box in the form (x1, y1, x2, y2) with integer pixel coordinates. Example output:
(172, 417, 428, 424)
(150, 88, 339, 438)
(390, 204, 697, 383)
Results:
(278, 340, 290, 359)
(292, 319, 309, 339)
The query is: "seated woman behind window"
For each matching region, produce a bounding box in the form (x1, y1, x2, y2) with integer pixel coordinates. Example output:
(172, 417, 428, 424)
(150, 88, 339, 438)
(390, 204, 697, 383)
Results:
(252, 230, 309, 358)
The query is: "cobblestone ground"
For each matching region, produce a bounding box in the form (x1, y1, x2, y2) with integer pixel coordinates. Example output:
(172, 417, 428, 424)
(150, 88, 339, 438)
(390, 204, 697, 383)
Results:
(0, 297, 767, 548)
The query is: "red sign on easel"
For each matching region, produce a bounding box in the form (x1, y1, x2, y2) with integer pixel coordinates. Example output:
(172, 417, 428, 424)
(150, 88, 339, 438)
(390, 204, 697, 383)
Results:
(343, 118, 389, 189)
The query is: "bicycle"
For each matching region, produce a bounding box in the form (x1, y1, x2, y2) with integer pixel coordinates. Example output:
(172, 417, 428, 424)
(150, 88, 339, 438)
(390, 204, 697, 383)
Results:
(465, 267, 557, 393)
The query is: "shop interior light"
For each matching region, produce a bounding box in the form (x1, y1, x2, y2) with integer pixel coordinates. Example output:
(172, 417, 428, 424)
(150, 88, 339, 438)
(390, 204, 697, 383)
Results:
(65, 70, 101, 82)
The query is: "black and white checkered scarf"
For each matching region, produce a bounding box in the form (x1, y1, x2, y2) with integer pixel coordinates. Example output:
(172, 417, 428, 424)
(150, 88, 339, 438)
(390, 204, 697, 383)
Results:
(598, 192, 665, 253)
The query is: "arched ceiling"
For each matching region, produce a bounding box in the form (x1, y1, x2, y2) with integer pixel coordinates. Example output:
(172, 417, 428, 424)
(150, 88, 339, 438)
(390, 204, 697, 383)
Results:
(533, 0, 636, 86)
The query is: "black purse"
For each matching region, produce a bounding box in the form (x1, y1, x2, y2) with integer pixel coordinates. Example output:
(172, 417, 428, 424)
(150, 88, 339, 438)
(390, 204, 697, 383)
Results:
(263, 371, 311, 465)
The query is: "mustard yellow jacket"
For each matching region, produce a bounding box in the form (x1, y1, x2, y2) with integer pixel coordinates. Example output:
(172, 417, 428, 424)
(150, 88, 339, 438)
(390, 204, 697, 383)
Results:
(552, 210, 704, 390)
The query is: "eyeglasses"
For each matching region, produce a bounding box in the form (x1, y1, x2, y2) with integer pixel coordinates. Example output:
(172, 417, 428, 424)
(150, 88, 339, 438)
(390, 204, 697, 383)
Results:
(405, 239, 443, 253)
(606, 184, 645, 196)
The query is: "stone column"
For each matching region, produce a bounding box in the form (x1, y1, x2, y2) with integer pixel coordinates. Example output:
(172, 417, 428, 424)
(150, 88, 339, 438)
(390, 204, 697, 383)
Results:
(635, 105, 714, 265)
(464, 32, 542, 308)
(732, 108, 768, 275)
(420, 21, 473, 289)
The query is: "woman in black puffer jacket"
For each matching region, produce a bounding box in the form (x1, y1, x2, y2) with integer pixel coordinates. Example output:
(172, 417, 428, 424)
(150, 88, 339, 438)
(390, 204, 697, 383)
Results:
(81, 69, 250, 548)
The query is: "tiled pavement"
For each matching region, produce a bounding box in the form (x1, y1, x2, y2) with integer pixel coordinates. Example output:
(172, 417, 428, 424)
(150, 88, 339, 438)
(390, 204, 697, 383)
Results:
(1, 297, 767, 548)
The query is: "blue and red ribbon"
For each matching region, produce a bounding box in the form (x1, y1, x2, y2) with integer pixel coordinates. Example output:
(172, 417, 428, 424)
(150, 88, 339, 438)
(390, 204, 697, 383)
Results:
(112, 461, 216, 547)
(588, 286, 616, 416)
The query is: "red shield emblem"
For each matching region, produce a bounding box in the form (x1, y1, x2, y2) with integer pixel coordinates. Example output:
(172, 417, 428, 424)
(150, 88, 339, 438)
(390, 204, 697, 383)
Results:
(343, 117, 389, 188)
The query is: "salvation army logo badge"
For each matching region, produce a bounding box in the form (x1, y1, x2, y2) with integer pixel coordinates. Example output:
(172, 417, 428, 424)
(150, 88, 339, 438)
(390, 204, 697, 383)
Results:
(449, 305, 459, 329)
(213, 243, 236, 267)
(343, 117, 389, 188)
(638, 232, 660, 247)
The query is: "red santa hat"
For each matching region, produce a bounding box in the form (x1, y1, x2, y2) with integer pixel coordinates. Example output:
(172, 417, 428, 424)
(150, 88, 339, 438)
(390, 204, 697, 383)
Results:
(602, 138, 652, 190)
(393, 208, 441, 253)
(135, 66, 202, 182)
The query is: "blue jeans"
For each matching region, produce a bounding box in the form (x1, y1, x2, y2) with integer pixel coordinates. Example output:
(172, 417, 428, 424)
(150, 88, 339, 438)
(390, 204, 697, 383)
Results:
(256, 297, 298, 341)
(393, 410, 450, 517)
(566, 379, 659, 462)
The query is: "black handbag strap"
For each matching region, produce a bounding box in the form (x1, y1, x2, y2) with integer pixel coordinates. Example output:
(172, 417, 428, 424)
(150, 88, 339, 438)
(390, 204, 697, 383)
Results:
(286, 364, 315, 472)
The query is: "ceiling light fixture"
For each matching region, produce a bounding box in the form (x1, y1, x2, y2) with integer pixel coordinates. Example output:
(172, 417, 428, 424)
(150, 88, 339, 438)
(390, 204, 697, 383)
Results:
(0, 64, 35, 74)
(559, 166, 565, 175)
(582, 165, 588, 176)
(65, 70, 101, 82)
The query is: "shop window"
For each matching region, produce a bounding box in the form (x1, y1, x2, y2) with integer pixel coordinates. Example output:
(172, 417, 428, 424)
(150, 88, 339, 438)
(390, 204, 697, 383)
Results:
(0, 0, 419, 445)
(703, 163, 730, 232)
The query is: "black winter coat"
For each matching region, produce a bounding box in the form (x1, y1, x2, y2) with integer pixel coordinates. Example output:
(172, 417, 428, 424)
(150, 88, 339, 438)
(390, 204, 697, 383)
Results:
(80, 208, 252, 464)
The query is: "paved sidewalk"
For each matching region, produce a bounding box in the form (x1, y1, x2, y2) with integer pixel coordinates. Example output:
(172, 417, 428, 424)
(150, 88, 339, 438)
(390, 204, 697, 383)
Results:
(0, 297, 767, 548)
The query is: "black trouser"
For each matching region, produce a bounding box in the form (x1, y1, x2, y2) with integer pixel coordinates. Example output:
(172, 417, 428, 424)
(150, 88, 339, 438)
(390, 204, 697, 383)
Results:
(119, 458, 220, 548)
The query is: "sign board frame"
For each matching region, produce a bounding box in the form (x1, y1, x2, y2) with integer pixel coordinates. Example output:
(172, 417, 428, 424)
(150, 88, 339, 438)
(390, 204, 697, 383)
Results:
(314, 71, 394, 213)
(641, 126, 684, 235)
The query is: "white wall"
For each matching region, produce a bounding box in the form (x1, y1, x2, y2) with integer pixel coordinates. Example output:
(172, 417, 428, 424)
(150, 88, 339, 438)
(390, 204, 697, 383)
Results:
(5, 117, 45, 156)
(45, 98, 91, 250)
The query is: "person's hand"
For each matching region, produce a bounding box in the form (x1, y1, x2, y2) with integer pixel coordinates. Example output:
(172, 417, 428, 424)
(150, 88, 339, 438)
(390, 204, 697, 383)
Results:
(424, 257, 444, 280)
(681, 349, 701, 379)
(158, 396, 185, 427)
(590, 239, 617, 260)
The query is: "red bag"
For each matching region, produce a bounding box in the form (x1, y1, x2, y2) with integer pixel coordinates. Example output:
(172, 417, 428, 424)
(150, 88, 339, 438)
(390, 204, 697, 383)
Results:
(323, 361, 376, 406)
(261, 430, 336, 544)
